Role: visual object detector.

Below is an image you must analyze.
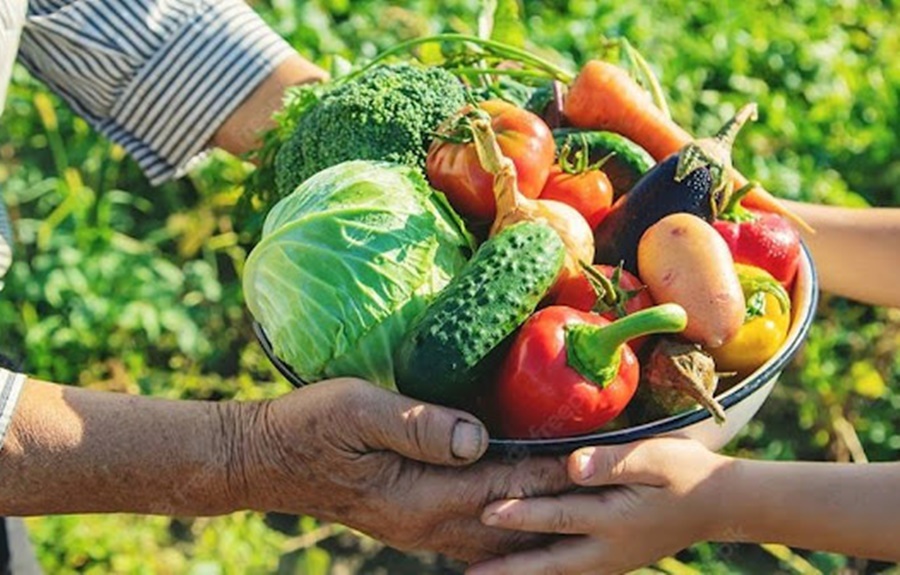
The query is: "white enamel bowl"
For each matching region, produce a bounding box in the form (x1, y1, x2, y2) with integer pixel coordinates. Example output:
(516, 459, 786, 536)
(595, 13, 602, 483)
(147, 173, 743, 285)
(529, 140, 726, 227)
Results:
(486, 242, 819, 456)
(255, 243, 818, 456)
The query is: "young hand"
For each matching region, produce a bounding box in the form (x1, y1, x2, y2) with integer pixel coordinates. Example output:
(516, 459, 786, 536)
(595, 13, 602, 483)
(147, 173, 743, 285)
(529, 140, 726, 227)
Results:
(467, 438, 734, 575)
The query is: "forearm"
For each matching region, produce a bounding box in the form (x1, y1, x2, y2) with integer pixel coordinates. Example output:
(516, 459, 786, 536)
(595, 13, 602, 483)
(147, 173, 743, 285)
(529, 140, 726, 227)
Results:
(0, 378, 251, 516)
(784, 201, 900, 308)
(719, 458, 900, 560)
(211, 53, 328, 156)
(21, 0, 328, 185)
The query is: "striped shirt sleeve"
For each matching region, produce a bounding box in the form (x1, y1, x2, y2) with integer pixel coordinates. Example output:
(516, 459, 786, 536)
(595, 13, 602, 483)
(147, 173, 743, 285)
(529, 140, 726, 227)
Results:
(0, 198, 12, 286)
(18, 0, 296, 185)
(0, 368, 25, 450)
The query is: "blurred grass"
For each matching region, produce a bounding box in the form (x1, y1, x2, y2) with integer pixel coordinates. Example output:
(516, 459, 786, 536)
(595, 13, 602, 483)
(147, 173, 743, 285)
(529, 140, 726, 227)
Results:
(0, 0, 898, 573)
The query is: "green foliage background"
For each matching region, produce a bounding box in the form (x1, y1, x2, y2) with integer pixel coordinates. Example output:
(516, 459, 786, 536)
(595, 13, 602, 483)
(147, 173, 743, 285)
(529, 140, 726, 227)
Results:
(0, 0, 898, 573)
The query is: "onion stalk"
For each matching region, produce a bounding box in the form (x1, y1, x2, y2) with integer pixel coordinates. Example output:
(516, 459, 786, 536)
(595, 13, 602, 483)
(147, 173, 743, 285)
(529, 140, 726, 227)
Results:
(465, 111, 595, 288)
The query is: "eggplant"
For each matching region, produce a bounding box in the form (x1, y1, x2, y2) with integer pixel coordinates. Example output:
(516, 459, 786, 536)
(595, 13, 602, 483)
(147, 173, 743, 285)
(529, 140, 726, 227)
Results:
(592, 104, 758, 274)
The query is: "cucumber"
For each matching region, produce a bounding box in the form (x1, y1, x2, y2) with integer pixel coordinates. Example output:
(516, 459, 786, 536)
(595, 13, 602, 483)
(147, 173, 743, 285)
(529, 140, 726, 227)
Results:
(553, 129, 656, 198)
(395, 222, 566, 407)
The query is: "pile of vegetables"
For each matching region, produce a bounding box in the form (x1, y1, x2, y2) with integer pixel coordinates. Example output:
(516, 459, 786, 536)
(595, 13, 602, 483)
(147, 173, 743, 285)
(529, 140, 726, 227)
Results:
(243, 34, 806, 440)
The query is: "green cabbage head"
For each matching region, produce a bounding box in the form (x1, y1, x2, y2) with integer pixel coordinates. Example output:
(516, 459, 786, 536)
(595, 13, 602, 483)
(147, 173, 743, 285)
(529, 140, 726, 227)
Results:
(243, 160, 473, 389)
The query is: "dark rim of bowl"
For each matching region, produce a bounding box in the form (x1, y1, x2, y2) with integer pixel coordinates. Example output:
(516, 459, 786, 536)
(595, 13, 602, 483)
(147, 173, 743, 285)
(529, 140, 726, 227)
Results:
(253, 243, 820, 456)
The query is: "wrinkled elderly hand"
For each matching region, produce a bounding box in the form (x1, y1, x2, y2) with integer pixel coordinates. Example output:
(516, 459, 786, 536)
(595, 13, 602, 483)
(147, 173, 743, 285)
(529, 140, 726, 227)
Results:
(233, 378, 573, 563)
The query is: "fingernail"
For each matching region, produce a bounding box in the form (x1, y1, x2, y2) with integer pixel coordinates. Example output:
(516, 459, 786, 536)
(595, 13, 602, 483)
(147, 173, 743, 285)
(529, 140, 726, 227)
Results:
(482, 500, 516, 526)
(575, 448, 596, 481)
(452, 420, 486, 460)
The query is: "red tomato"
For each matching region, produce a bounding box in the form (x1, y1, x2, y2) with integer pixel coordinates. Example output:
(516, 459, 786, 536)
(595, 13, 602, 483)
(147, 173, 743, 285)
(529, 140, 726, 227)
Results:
(552, 264, 655, 350)
(426, 100, 555, 223)
(539, 164, 614, 229)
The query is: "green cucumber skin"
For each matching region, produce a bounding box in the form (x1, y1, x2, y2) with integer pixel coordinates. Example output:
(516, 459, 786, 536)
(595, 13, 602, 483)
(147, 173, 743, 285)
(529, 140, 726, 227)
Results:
(553, 129, 655, 197)
(395, 222, 566, 407)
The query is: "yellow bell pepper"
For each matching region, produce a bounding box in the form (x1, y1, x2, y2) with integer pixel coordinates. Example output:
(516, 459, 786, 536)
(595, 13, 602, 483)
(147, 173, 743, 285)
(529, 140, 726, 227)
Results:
(709, 263, 791, 376)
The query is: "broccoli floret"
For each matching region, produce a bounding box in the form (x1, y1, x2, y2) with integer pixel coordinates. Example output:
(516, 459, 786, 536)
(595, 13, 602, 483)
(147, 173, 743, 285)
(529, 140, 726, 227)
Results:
(274, 63, 468, 196)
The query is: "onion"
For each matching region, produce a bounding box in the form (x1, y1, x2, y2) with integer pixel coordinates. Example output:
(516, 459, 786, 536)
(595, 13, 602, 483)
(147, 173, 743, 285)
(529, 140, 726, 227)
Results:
(469, 116, 595, 286)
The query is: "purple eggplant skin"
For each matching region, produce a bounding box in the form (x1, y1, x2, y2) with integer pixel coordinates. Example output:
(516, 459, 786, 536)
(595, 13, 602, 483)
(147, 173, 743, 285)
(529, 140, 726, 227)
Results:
(592, 153, 715, 274)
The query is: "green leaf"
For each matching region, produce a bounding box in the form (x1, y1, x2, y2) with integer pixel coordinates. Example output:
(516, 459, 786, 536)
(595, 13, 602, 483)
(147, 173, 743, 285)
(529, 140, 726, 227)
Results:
(479, 0, 526, 48)
(851, 361, 886, 400)
(301, 547, 331, 575)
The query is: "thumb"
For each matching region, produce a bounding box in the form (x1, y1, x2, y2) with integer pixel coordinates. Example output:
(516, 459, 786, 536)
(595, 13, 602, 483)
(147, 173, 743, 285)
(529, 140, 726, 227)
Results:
(356, 384, 488, 466)
(568, 438, 684, 487)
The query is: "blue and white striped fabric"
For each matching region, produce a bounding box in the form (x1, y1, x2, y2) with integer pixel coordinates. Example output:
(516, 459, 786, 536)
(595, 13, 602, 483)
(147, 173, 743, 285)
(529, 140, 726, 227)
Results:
(0, 0, 297, 449)
(0, 0, 27, 454)
(19, 0, 296, 185)
(0, 201, 12, 289)
(0, 0, 26, 113)
(0, 0, 27, 284)
(0, 368, 25, 451)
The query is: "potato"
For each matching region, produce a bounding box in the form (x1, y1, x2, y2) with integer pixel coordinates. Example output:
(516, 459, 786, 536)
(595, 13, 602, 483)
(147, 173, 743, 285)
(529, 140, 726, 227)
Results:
(637, 213, 745, 348)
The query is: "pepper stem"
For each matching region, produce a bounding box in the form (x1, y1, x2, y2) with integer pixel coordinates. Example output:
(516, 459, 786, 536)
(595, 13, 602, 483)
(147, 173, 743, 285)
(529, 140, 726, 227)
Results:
(738, 270, 792, 317)
(675, 103, 758, 218)
(566, 303, 688, 388)
(718, 181, 759, 223)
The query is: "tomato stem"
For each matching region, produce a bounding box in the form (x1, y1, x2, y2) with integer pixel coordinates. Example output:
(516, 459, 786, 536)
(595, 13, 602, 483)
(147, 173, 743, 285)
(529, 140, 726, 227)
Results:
(579, 261, 647, 318)
(566, 304, 688, 387)
(578, 260, 619, 309)
(558, 135, 615, 175)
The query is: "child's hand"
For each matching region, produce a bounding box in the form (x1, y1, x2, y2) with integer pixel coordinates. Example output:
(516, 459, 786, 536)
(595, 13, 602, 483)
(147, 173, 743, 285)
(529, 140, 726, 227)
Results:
(467, 437, 734, 575)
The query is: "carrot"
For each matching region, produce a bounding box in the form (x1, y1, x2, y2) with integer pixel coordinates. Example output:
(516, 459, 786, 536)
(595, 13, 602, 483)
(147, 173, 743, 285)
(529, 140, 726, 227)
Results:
(563, 60, 814, 233)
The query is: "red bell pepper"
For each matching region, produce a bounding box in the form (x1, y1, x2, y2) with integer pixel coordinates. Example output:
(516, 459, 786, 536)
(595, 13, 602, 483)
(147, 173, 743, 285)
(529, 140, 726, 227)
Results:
(713, 189, 801, 290)
(492, 303, 687, 439)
